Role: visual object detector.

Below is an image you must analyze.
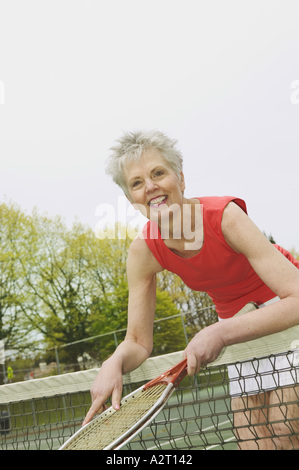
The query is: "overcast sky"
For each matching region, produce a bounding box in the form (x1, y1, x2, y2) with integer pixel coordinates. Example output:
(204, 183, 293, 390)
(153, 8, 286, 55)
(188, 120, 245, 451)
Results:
(1, 0, 299, 250)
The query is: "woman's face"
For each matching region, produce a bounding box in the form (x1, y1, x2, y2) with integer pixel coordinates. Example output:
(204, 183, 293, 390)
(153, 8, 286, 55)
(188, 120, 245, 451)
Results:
(124, 148, 185, 221)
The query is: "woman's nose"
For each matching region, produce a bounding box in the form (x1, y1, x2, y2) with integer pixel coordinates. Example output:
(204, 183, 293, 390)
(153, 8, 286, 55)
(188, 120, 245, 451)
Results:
(145, 179, 158, 193)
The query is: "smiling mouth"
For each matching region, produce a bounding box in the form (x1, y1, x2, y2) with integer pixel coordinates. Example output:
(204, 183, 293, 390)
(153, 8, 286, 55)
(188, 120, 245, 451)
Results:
(148, 195, 168, 207)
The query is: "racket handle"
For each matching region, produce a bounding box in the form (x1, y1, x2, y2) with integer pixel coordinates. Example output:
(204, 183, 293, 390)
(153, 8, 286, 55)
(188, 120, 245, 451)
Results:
(144, 358, 188, 389)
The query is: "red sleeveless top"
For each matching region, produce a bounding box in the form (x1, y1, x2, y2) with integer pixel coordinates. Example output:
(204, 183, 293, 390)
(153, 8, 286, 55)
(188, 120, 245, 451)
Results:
(142, 196, 299, 319)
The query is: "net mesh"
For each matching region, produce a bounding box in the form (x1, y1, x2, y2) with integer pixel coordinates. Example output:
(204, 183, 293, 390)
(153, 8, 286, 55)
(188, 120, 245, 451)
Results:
(1, 327, 299, 450)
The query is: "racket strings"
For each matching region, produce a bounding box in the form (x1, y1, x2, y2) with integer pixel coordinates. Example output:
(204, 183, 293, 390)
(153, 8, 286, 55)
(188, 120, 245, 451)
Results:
(64, 384, 167, 450)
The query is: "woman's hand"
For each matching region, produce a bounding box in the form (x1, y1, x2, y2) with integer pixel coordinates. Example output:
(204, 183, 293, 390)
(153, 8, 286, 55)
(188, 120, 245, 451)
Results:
(183, 322, 225, 375)
(82, 359, 123, 426)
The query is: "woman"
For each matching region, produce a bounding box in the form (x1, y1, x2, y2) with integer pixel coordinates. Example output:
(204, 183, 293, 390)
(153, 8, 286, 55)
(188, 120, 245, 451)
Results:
(84, 130, 299, 449)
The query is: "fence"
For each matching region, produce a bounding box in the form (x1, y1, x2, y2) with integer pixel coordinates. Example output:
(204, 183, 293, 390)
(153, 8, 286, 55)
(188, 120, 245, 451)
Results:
(52, 306, 216, 371)
(1, 305, 217, 383)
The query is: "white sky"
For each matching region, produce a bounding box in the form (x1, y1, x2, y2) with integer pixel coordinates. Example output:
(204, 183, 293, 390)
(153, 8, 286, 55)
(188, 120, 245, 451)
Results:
(0, 0, 299, 250)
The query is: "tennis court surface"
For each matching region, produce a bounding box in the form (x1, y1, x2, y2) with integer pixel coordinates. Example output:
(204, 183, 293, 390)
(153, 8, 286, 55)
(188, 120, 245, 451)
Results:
(1, 326, 299, 450)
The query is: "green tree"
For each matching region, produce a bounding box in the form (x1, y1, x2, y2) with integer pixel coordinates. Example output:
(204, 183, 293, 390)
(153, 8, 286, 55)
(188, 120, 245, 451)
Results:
(290, 248, 299, 261)
(156, 270, 217, 336)
(0, 202, 219, 376)
(152, 289, 187, 356)
(19, 216, 103, 367)
(0, 201, 35, 354)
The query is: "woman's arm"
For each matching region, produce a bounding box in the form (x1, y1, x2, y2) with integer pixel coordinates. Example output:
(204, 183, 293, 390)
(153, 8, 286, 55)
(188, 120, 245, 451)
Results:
(184, 202, 299, 375)
(221, 201, 299, 337)
(83, 236, 163, 425)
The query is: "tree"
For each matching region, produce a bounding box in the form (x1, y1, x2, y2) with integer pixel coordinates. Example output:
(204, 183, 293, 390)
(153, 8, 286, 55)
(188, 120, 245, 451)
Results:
(152, 289, 187, 356)
(290, 248, 299, 261)
(18, 215, 104, 367)
(156, 270, 217, 336)
(0, 201, 35, 353)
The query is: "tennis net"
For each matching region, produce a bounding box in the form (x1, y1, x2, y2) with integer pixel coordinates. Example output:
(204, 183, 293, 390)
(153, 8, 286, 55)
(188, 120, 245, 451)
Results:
(1, 324, 299, 451)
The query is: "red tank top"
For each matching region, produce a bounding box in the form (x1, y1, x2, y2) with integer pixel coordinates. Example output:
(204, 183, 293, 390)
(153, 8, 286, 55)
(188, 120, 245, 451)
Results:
(142, 196, 299, 319)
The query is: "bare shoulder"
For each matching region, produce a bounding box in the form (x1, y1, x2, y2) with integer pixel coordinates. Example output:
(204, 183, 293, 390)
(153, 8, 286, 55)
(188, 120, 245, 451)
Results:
(221, 201, 268, 255)
(127, 235, 164, 279)
(221, 201, 299, 300)
(221, 200, 248, 229)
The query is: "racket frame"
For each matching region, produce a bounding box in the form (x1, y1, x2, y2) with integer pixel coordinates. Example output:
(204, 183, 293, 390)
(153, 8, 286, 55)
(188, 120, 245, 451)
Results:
(104, 382, 175, 450)
(59, 358, 188, 450)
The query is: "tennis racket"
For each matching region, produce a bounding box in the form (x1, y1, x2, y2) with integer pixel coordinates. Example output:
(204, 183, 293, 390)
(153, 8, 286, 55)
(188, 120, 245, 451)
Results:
(59, 358, 187, 450)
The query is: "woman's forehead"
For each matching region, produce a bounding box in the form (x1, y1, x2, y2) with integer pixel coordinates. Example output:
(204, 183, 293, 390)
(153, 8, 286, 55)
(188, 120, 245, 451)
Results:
(124, 148, 170, 173)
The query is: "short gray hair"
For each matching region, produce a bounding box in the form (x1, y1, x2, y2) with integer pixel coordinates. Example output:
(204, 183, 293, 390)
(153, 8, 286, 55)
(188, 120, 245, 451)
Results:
(106, 130, 183, 198)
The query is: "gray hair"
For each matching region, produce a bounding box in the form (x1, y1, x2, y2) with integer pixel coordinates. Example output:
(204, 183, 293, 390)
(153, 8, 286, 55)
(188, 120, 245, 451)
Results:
(105, 130, 183, 198)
